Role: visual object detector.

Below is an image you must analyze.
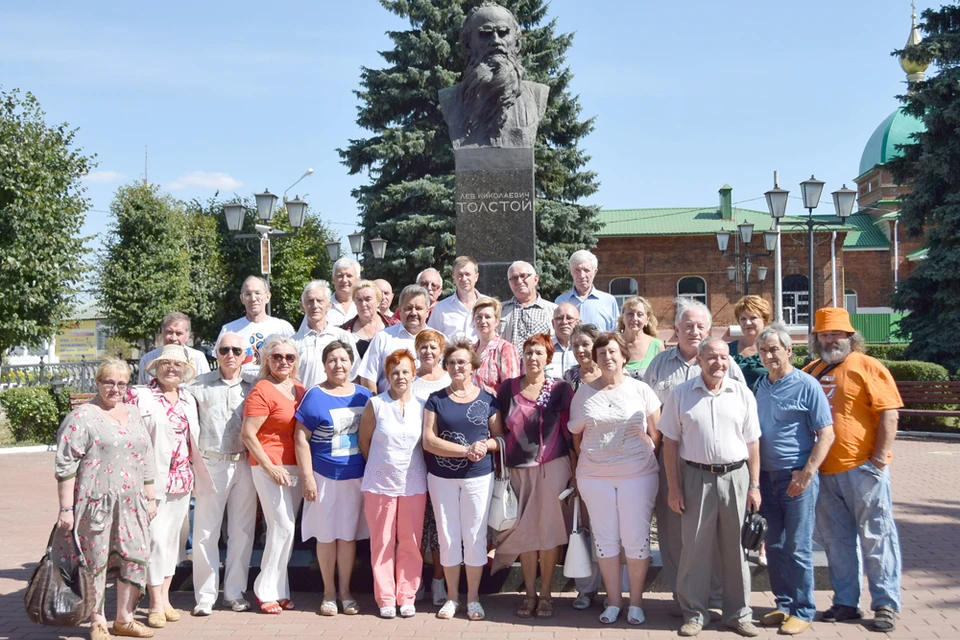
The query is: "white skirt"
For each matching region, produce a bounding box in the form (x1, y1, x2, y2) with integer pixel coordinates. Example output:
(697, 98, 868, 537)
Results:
(301, 473, 369, 543)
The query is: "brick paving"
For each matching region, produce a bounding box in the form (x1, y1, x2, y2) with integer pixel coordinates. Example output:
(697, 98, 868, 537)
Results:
(1, 435, 957, 639)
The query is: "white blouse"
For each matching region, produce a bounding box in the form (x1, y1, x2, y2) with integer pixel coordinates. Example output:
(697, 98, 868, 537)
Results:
(361, 392, 428, 496)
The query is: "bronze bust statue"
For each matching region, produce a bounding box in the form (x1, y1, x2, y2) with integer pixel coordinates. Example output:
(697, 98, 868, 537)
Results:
(439, 2, 549, 149)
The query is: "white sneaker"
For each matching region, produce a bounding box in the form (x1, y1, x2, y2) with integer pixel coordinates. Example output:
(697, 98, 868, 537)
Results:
(192, 601, 213, 616)
(431, 578, 447, 606)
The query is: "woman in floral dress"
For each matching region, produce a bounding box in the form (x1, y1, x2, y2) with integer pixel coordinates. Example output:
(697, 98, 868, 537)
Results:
(55, 357, 157, 640)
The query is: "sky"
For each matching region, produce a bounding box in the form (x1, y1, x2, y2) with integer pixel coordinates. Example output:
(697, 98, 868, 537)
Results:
(0, 0, 934, 257)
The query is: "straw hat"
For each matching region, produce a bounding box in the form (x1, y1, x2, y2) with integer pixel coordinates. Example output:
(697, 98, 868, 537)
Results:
(145, 344, 197, 383)
(812, 307, 856, 334)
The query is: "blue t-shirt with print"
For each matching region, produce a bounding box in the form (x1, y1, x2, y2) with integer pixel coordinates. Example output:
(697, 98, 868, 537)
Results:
(424, 389, 499, 479)
(754, 368, 833, 471)
(295, 385, 372, 480)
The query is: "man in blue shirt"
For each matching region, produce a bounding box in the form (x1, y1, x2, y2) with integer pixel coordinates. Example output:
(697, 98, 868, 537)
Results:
(754, 323, 835, 636)
(554, 250, 620, 332)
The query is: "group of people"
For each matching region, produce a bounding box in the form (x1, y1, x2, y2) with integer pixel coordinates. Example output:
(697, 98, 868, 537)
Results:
(52, 249, 904, 639)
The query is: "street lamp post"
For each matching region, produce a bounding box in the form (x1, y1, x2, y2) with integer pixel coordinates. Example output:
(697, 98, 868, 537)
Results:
(715, 222, 776, 296)
(326, 233, 388, 263)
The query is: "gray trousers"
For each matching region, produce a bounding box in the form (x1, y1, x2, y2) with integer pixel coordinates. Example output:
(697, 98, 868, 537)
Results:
(677, 464, 752, 626)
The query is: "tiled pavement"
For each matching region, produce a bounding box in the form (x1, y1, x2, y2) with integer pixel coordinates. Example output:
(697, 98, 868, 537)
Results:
(1, 435, 957, 639)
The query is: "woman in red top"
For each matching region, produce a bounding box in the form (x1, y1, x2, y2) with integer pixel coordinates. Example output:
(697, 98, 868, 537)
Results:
(241, 336, 306, 615)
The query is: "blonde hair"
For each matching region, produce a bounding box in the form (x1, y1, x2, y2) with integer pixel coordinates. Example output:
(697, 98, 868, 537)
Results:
(352, 279, 383, 304)
(473, 296, 502, 322)
(96, 357, 130, 383)
(258, 336, 300, 381)
(617, 296, 658, 337)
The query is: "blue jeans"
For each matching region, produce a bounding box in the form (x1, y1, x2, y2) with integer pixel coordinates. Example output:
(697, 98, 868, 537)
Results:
(759, 469, 818, 622)
(816, 462, 901, 612)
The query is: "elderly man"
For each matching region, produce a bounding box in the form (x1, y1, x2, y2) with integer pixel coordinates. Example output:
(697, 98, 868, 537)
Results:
(803, 308, 903, 633)
(292, 280, 358, 388)
(499, 261, 557, 353)
(644, 298, 745, 609)
(660, 337, 761, 638)
(220, 276, 295, 378)
(753, 322, 835, 635)
(374, 278, 394, 315)
(392, 268, 444, 323)
(427, 255, 484, 341)
(187, 332, 256, 616)
(357, 284, 429, 393)
(544, 303, 579, 379)
(554, 250, 620, 332)
(326, 257, 361, 327)
(138, 312, 210, 384)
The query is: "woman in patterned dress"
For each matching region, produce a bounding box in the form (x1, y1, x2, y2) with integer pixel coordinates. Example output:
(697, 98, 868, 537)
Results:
(55, 358, 157, 640)
(472, 297, 520, 395)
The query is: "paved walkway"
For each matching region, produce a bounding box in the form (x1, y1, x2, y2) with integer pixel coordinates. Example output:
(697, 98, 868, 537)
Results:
(1, 436, 957, 639)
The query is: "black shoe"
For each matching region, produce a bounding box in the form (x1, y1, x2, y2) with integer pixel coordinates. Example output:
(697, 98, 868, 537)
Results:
(822, 604, 863, 622)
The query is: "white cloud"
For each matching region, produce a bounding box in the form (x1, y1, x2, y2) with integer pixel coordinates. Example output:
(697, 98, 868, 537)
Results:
(83, 170, 127, 184)
(167, 171, 243, 192)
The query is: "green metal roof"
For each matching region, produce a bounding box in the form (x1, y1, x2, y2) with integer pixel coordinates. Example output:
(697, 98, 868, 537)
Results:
(858, 107, 924, 178)
(906, 247, 928, 261)
(838, 213, 890, 249)
(597, 206, 851, 238)
(876, 210, 900, 221)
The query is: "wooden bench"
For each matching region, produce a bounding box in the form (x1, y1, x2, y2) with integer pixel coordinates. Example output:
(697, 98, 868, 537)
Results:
(69, 393, 96, 409)
(896, 381, 960, 418)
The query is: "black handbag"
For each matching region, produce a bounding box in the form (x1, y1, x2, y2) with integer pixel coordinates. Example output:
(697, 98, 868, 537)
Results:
(741, 510, 768, 552)
(24, 525, 96, 626)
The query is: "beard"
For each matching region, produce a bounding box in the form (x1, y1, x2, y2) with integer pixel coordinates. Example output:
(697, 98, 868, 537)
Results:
(459, 48, 523, 140)
(820, 338, 852, 365)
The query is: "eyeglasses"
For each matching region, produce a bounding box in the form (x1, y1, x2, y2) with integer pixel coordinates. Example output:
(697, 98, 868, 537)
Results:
(98, 380, 128, 389)
(418, 281, 442, 290)
(508, 273, 534, 283)
(218, 346, 244, 356)
(241, 291, 266, 300)
(271, 353, 296, 364)
(159, 361, 185, 371)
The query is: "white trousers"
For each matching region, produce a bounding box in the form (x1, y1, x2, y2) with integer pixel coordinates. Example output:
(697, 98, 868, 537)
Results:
(148, 492, 190, 586)
(578, 474, 658, 560)
(251, 465, 303, 602)
(192, 458, 258, 605)
(427, 473, 494, 567)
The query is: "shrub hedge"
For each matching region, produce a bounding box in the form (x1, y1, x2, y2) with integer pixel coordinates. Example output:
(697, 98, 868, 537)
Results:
(0, 386, 59, 443)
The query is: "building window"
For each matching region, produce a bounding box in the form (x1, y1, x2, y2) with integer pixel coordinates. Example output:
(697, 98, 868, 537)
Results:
(844, 289, 858, 314)
(609, 277, 638, 309)
(677, 276, 707, 305)
(782, 274, 810, 326)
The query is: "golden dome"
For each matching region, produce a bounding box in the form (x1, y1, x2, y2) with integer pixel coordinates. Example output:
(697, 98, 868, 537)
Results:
(899, 8, 930, 77)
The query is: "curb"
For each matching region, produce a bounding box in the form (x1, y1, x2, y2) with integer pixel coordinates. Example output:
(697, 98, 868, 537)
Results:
(0, 444, 54, 455)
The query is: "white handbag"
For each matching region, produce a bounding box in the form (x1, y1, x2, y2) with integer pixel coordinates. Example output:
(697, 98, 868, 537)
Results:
(488, 437, 518, 532)
(563, 496, 594, 579)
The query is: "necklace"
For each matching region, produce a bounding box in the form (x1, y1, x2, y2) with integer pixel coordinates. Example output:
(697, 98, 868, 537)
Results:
(451, 387, 470, 398)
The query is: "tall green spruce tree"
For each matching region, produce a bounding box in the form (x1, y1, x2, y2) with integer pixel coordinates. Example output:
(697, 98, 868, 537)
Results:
(340, 0, 600, 298)
(890, 4, 960, 374)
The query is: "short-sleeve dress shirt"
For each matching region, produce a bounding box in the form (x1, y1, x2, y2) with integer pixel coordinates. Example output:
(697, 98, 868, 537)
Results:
(643, 346, 746, 404)
(554, 287, 621, 332)
(426, 292, 485, 341)
(187, 371, 251, 455)
(355, 323, 419, 393)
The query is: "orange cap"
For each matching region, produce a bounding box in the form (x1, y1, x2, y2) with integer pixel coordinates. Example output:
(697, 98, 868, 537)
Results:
(812, 307, 855, 334)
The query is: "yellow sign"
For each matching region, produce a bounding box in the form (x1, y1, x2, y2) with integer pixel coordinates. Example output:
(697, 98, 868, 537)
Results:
(57, 320, 98, 360)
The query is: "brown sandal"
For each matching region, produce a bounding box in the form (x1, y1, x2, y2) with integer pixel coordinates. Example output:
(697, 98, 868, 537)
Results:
(536, 598, 554, 619)
(516, 597, 537, 618)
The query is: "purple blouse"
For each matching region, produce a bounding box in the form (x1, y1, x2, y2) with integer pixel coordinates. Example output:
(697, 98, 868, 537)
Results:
(496, 376, 574, 468)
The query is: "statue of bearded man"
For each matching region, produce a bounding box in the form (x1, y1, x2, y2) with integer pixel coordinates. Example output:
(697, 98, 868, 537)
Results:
(439, 2, 549, 149)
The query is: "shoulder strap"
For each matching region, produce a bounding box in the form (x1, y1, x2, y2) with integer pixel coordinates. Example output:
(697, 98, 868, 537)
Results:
(809, 360, 838, 381)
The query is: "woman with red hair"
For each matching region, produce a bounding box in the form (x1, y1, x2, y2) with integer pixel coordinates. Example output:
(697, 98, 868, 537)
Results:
(358, 349, 428, 619)
(492, 333, 575, 619)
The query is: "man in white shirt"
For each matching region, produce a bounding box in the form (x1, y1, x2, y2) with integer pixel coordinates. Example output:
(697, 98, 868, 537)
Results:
(219, 276, 295, 378)
(544, 303, 579, 379)
(138, 312, 210, 385)
(326, 257, 361, 327)
(426, 256, 483, 341)
(187, 332, 255, 616)
(554, 249, 620, 332)
(357, 285, 429, 393)
(659, 337, 761, 638)
(292, 280, 358, 388)
(499, 261, 557, 353)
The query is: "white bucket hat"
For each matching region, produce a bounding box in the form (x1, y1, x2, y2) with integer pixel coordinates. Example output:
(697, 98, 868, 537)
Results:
(145, 344, 197, 383)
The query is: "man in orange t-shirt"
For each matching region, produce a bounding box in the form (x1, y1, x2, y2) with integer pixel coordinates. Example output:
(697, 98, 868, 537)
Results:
(803, 308, 902, 633)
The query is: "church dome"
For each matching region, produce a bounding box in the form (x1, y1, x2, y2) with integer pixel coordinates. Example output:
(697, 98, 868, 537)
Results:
(858, 107, 925, 178)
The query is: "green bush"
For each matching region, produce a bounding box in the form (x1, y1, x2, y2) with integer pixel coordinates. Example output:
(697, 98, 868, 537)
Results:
(878, 359, 950, 382)
(867, 344, 909, 361)
(0, 386, 59, 443)
(878, 359, 956, 432)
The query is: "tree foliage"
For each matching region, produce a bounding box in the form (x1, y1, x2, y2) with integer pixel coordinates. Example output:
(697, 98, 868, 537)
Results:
(889, 4, 960, 373)
(0, 88, 92, 355)
(340, 0, 601, 297)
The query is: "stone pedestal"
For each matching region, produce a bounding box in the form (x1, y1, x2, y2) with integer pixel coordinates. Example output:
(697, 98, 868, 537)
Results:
(454, 147, 535, 300)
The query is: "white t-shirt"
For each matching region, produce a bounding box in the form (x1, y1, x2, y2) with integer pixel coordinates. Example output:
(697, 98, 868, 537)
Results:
(360, 393, 428, 497)
(219, 316, 295, 378)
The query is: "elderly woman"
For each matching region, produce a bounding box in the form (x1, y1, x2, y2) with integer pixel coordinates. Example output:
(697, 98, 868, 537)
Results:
(619, 297, 664, 379)
(295, 341, 372, 616)
(473, 297, 520, 394)
(55, 358, 157, 640)
(569, 333, 662, 626)
(342, 279, 397, 359)
(563, 323, 602, 391)
(411, 328, 450, 605)
(125, 345, 210, 629)
(359, 350, 428, 619)
(493, 334, 575, 619)
(729, 295, 772, 391)
(241, 336, 306, 615)
(422, 338, 504, 621)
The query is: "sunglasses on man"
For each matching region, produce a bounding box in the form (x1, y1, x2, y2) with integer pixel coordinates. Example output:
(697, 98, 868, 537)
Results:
(218, 346, 244, 356)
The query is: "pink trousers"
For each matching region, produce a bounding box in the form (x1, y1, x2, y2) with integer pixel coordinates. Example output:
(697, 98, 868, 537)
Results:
(364, 492, 427, 607)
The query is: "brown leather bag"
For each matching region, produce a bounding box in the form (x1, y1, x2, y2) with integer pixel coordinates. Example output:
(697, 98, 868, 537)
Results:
(24, 525, 96, 626)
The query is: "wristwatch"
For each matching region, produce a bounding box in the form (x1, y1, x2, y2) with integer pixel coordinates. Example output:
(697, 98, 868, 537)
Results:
(748, 483, 760, 490)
